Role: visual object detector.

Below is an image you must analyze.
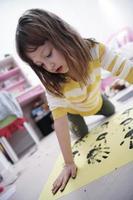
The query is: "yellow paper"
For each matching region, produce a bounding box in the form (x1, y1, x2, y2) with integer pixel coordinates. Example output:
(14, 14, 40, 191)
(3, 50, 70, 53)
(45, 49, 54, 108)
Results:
(39, 107, 133, 200)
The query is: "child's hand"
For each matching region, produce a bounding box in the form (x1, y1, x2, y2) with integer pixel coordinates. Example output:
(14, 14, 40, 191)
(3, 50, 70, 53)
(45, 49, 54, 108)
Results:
(52, 162, 77, 195)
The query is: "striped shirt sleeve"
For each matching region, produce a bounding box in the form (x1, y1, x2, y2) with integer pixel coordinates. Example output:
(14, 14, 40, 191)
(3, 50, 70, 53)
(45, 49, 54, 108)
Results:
(45, 91, 67, 120)
(99, 43, 133, 84)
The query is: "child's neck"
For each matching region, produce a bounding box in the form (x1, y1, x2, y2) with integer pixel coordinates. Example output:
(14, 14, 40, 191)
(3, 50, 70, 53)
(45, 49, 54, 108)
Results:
(67, 70, 78, 81)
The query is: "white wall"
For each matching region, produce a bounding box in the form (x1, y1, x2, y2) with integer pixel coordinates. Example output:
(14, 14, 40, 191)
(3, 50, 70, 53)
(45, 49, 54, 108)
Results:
(0, 0, 133, 85)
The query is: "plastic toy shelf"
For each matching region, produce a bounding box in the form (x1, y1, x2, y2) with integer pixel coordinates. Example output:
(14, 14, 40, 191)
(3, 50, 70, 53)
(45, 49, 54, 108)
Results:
(0, 68, 20, 81)
(16, 85, 45, 106)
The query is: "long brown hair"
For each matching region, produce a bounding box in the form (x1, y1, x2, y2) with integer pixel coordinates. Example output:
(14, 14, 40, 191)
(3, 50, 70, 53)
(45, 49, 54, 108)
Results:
(16, 8, 96, 97)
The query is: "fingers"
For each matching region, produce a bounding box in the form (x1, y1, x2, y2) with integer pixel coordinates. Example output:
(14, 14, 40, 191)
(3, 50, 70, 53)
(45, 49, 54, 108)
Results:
(52, 173, 71, 195)
(52, 164, 77, 195)
(60, 174, 71, 192)
(71, 166, 77, 179)
(52, 178, 63, 195)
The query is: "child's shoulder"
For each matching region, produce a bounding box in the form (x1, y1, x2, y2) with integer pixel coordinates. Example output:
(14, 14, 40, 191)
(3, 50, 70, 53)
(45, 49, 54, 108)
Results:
(88, 39, 106, 60)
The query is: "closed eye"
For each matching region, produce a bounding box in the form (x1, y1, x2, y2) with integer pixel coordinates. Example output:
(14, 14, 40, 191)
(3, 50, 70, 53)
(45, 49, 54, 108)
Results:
(46, 51, 52, 58)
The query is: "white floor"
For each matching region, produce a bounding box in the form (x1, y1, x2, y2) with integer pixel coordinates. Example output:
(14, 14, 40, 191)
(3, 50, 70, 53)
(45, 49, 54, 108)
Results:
(1, 86, 133, 200)
(9, 135, 133, 200)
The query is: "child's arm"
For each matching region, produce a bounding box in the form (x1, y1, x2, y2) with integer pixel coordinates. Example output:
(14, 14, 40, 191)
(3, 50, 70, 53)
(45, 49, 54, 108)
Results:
(52, 115, 77, 194)
(99, 43, 133, 84)
(54, 115, 74, 164)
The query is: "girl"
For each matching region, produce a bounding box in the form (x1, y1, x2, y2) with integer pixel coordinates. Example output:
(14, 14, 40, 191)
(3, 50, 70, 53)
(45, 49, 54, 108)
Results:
(16, 8, 133, 194)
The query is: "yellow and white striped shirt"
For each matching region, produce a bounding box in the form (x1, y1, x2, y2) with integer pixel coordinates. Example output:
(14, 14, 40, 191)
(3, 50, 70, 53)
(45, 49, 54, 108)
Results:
(46, 43, 133, 120)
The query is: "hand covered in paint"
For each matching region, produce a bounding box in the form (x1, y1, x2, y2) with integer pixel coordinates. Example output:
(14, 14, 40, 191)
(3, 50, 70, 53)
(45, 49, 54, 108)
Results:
(52, 162, 77, 195)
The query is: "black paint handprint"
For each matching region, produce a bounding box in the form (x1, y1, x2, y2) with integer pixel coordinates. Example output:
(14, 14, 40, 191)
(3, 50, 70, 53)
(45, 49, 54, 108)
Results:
(96, 132, 108, 144)
(86, 143, 110, 164)
(120, 127, 133, 149)
(119, 118, 133, 149)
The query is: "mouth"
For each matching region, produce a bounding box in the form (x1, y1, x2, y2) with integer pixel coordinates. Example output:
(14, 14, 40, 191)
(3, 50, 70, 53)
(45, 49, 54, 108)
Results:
(55, 66, 63, 73)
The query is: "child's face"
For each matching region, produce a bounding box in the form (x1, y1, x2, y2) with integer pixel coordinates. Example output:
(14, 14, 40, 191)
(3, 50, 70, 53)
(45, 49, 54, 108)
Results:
(27, 41, 69, 74)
